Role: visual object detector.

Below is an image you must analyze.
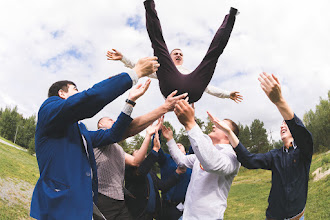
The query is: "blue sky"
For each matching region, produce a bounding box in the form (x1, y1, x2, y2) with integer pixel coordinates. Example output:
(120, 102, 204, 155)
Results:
(0, 0, 329, 141)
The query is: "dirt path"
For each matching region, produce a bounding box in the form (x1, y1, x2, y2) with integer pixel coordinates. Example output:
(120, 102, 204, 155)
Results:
(0, 177, 34, 209)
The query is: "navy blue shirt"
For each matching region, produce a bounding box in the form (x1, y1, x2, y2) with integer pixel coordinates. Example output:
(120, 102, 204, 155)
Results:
(158, 148, 192, 203)
(234, 114, 313, 219)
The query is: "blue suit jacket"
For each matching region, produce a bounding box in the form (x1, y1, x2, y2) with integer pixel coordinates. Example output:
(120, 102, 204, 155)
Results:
(31, 73, 133, 220)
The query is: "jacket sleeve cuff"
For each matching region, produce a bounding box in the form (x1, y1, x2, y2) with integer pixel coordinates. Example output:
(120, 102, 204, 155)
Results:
(126, 69, 138, 86)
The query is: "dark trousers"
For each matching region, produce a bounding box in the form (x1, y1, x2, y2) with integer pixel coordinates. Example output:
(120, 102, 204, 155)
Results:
(144, 0, 237, 103)
(93, 193, 132, 220)
(159, 201, 183, 220)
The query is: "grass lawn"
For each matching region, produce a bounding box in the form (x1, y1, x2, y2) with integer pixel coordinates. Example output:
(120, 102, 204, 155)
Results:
(0, 142, 39, 220)
(225, 152, 330, 219)
(0, 136, 329, 219)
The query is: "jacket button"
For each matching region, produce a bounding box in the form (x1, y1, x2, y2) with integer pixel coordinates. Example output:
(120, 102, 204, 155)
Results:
(86, 172, 91, 177)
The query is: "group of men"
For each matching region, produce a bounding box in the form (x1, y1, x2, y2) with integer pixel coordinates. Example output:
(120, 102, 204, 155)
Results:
(30, 50, 313, 220)
(30, 0, 313, 219)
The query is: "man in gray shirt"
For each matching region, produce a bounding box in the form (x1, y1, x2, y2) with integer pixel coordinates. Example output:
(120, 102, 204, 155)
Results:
(94, 84, 187, 220)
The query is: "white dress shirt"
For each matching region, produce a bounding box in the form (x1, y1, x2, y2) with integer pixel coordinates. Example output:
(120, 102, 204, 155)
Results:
(121, 56, 231, 99)
(167, 125, 240, 220)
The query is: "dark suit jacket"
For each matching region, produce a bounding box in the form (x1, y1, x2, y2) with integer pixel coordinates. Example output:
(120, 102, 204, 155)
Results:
(30, 73, 133, 220)
(125, 150, 181, 220)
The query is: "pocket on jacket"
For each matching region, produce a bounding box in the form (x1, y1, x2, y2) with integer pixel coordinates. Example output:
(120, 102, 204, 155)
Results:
(42, 177, 70, 199)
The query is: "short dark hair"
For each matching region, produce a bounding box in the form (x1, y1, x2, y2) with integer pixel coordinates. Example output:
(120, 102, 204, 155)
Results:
(48, 80, 76, 97)
(224, 119, 239, 137)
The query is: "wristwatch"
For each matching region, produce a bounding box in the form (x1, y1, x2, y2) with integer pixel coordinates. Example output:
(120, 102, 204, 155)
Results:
(125, 99, 136, 107)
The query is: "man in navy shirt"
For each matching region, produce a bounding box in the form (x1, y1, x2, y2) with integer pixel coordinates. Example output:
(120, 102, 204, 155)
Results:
(208, 72, 313, 220)
(158, 144, 192, 220)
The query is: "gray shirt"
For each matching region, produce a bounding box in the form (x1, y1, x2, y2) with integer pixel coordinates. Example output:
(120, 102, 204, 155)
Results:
(94, 143, 126, 200)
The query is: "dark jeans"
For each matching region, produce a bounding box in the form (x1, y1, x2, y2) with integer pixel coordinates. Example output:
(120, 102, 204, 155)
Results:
(144, 0, 237, 103)
(93, 193, 132, 220)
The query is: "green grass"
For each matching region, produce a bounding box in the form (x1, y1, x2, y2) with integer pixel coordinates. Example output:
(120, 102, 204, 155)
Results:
(0, 142, 39, 184)
(0, 140, 39, 220)
(0, 136, 329, 219)
(0, 198, 32, 220)
(225, 153, 330, 219)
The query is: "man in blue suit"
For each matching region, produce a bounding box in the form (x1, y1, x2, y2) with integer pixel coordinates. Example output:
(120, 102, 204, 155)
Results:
(30, 56, 159, 220)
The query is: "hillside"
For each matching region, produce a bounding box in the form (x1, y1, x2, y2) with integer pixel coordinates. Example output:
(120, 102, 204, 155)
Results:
(0, 140, 329, 219)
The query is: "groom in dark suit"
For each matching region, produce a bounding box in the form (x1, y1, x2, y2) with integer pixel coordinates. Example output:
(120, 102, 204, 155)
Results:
(30, 56, 159, 220)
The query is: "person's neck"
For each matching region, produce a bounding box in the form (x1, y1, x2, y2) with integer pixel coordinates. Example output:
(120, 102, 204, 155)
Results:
(283, 137, 294, 149)
(211, 137, 230, 146)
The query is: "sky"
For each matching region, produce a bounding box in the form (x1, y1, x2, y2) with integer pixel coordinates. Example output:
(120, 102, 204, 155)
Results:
(0, 0, 329, 142)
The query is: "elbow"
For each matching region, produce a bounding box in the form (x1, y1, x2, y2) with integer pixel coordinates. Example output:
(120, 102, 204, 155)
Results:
(202, 163, 237, 176)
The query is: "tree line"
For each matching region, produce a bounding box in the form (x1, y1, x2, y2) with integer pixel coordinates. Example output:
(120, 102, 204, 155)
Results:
(0, 91, 328, 155)
(0, 106, 36, 154)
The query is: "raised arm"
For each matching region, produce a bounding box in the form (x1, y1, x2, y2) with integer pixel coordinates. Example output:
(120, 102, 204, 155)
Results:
(162, 125, 196, 169)
(207, 111, 272, 170)
(154, 167, 186, 193)
(258, 72, 293, 120)
(122, 90, 187, 139)
(125, 119, 162, 167)
(107, 49, 158, 79)
(174, 100, 239, 175)
(204, 85, 243, 103)
(258, 72, 313, 159)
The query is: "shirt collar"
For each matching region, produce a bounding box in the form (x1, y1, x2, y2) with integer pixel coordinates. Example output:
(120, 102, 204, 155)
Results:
(283, 141, 297, 153)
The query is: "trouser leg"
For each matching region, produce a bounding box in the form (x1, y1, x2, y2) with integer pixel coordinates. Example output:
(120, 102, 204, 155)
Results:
(188, 8, 237, 102)
(144, 0, 186, 98)
(144, 0, 237, 103)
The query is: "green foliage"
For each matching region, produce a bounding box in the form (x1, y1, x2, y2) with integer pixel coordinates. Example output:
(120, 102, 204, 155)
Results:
(238, 123, 252, 148)
(250, 119, 271, 153)
(303, 91, 330, 152)
(127, 134, 145, 154)
(28, 137, 36, 155)
(0, 106, 21, 141)
(160, 121, 177, 154)
(203, 117, 213, 134)
(0, 106, 36, 152)
(176, 128, 190, 152)
(272, 140, 283, 149)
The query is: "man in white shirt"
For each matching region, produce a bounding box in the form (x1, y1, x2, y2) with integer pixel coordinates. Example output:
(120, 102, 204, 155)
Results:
(161, 99, 240, 220)
(107, 48, 243, 103)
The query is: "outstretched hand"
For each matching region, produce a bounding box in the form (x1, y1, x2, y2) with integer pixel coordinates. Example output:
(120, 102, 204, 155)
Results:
(207, 111, 231, 135)
(146, 116, 164, 137)
(258, 72, 293, 120)
(164, 90, 188, 112)
(258, 72, 283, 104)
(128, 79, 151, 102)
(161, 124, 173, 142)
(174, 100, 196, 130)
(152, 130, 161, 152)
(133, 56, 160, 78)
(230, 91, 243, 103)
(107, 49, 123, 61)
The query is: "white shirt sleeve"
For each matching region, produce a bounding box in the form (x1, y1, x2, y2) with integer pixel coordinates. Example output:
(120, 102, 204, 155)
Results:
(204, 85, 230, 99)
(121, 55, 157, 80)
(121, 55, 136, 69)
(167, 139, 196, 169)
(187, 125, 239, 176)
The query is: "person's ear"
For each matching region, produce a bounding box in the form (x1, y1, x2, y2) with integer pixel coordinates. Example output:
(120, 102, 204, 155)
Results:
(58, 89, 66, 99)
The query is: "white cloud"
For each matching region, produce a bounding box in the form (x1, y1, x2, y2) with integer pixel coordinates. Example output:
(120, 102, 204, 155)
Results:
(0, 0, 329, 143)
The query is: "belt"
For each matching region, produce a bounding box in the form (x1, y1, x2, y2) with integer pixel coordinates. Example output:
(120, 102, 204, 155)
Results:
(266, 209, 305, 220)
